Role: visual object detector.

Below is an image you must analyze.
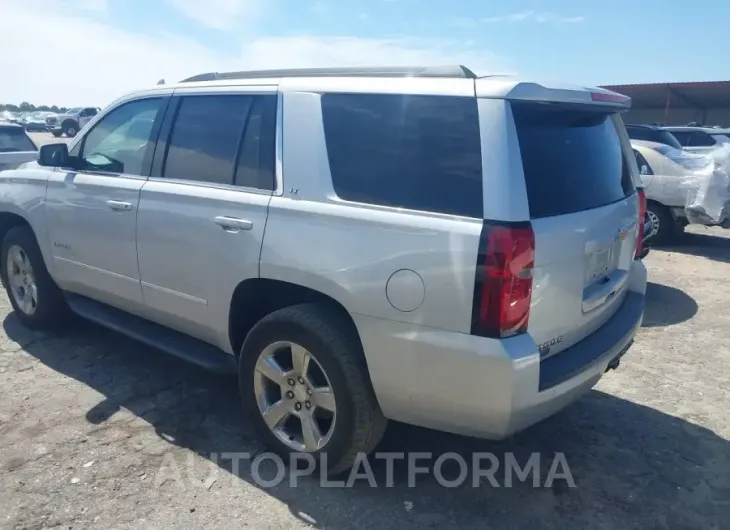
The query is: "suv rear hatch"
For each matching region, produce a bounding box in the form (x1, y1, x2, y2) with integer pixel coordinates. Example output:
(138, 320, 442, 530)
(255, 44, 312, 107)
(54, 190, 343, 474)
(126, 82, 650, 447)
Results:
(470, 81, 640, 358)
(515, 100, 639, 357)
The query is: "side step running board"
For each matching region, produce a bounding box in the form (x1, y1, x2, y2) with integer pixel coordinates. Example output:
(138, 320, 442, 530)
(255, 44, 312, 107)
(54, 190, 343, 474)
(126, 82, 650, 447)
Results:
(65, 293, 237, 374)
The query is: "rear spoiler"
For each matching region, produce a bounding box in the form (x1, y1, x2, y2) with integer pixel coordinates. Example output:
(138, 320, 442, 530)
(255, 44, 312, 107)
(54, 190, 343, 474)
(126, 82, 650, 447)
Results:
(475, 77, 631, 109)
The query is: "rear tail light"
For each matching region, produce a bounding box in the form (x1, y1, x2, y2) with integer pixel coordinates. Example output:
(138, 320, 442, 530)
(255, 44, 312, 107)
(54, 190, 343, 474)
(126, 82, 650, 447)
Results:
(635, 189, 647, 258)
(471, 222, 535, 338)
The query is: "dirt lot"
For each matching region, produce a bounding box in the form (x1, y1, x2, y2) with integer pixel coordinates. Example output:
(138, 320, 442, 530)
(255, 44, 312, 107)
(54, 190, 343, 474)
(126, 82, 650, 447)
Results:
(29, 132, 70, 147)
(1, 226, 729, 529)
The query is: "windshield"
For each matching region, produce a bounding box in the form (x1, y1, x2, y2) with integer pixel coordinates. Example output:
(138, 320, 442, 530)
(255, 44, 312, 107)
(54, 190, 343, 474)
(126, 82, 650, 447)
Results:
(653, 144, 710, 170)
(66, 107, 83, 114)
(0, 127, 37, 152)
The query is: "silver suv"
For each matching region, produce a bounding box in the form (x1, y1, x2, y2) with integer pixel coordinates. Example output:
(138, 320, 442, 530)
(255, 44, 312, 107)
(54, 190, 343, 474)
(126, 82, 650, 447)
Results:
(0, 66, 647, 473)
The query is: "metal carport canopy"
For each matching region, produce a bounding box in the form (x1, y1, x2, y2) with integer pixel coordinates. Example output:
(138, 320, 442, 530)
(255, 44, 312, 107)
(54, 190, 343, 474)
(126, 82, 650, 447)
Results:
(601, 80, 730, 112)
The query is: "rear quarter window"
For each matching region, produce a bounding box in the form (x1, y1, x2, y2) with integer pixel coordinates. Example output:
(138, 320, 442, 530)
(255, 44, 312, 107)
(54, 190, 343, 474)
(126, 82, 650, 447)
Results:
(321, 93, 483, 218)
(0, 127, 36, 152)
(512, 103, 634, 219)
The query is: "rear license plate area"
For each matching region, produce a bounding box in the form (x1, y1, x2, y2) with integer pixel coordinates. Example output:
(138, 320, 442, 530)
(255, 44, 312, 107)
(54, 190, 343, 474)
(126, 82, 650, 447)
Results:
(586, 242, 620, 286)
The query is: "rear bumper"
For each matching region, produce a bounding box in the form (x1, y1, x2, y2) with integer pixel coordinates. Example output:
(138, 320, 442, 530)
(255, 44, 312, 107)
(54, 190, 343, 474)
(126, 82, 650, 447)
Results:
(356, 260, 646, 439)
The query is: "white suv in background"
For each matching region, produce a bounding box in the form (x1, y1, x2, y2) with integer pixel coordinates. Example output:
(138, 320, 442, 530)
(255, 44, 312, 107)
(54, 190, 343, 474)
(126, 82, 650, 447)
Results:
(0, 66, 647, 473)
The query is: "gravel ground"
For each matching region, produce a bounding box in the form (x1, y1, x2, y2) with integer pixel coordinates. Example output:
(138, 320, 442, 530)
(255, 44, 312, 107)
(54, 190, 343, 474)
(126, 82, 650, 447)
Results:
(1, 226, 729, 529)
(29, 132, 70, 147)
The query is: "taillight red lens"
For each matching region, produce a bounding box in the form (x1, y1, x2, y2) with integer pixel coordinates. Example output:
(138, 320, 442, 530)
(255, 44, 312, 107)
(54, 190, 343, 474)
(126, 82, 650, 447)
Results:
(473, 223, 535, 338)
(590, 91, 630, 104)
(635, 189, 647, 258)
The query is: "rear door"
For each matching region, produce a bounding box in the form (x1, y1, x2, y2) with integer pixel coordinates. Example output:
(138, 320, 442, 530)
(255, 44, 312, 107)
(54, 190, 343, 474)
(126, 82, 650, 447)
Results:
(136, 89, 276, 350)
(511, 103, 639, 357)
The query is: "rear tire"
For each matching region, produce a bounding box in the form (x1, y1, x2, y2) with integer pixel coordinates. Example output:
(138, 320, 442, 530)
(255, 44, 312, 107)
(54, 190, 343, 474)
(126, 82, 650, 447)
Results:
(239, 303, 387, 475)
(646, 202, 678, 245)
(0, 225, 66, 329)
(63, 122, 78, 138)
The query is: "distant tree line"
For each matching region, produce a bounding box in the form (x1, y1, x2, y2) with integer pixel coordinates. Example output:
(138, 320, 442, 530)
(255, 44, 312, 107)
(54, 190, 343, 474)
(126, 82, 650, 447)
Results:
(1, 102, 69, 113)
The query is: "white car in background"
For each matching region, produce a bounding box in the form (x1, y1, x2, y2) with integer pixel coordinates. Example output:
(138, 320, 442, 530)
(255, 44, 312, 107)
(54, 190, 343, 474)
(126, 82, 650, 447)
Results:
(0, 121, 38, 171)
(632, 140, 729, 242)
(663, 126, 730, 153)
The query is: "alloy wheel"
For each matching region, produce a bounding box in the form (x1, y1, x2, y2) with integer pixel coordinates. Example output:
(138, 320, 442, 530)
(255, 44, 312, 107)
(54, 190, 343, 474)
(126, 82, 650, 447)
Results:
(253, 341, 337, 452)
(7, 245, 38, 316)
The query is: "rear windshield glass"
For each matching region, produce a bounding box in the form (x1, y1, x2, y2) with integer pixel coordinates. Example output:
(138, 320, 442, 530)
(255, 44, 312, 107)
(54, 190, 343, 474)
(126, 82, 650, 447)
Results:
(0, 127, 36, 153)
(512, 104, 634, 219)
(321, 93, 483, 218)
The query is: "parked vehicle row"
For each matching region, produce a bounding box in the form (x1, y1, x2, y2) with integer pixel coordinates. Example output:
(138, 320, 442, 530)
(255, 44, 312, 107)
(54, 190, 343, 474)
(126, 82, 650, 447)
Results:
(626, 122, 730, 151)
(1, 107, 100, 136)
(0, 66, 648, 473)
(632, 139, 730, 243)
(46, 107, 100, 137)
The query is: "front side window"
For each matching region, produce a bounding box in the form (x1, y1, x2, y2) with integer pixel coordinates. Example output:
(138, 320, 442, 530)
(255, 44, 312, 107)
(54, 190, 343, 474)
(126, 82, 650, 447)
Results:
(80, 97, 162, 175)
(321, 93, 483, 218)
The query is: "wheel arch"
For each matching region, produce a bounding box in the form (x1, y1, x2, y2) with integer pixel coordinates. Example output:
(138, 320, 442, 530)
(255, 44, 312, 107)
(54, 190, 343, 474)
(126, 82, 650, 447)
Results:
(61, 119, 79, 130)
(228, 278, 362, 360)
(0, 212, 31, 247)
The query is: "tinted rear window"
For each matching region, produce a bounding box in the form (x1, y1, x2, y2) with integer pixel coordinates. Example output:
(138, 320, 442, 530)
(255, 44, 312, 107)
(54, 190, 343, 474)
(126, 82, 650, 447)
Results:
(321, 93, 483, 218)
(0, 127, 36, 153)
(513, 104, 634, 219)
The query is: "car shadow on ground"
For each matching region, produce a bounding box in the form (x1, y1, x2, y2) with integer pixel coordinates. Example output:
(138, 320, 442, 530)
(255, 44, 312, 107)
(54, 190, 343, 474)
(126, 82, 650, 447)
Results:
(642, 281, 698, 328)
(658, 230, 730, 263)
(5, 315, 729, 529)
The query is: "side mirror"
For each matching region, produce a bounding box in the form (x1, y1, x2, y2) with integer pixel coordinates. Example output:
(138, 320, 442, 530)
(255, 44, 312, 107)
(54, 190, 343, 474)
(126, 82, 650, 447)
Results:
(38, 143, 70, 168)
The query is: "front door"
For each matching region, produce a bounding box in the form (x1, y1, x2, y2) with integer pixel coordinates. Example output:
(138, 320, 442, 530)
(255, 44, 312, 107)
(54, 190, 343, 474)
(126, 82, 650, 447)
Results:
(78, 108, 98, 130)
(45, 96, 167, 312)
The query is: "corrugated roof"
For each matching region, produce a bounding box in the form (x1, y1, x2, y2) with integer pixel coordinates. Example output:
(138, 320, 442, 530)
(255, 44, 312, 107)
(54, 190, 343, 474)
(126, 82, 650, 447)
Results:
(600, 81, 730, 109)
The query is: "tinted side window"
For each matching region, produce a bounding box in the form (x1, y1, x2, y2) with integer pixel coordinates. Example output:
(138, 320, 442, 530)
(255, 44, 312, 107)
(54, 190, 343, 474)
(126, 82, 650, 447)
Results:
(671, 131, 692, 146)
(164, 95, 253, 185)
(81, 97, 162, 175)
(513, 104, 633, 219)
(321, 93, 483, 218)
(689, 132, 715, 147)
(626, 127, 651, 141)
(0, 127, 36, 152)
(633, 150, 653, 175)
(234, 95, 277, 190)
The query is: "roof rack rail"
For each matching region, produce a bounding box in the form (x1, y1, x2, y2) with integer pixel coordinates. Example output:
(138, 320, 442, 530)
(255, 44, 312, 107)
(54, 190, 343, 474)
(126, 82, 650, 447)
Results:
(180, 65, 477, 83)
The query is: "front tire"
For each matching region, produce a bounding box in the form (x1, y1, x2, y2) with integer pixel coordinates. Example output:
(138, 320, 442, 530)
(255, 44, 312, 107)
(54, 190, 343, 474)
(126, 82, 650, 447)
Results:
(0, 225, 66, 329)
(646, 202, 678, 245)
(239, 304, 387, 475)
